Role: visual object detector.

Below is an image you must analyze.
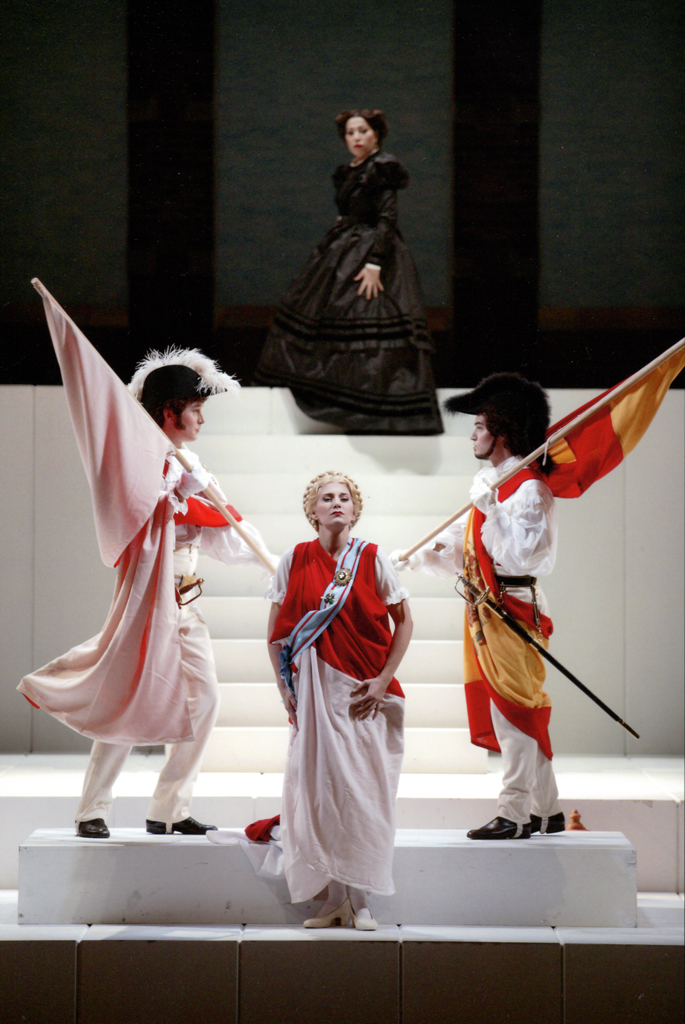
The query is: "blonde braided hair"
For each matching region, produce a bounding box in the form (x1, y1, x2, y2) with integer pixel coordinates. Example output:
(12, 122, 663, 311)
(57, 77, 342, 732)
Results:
(303, 471, 363, 531)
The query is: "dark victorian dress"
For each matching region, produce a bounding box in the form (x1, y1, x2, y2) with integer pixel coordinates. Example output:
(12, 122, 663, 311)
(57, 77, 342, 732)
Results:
(254, 151, 443, 434)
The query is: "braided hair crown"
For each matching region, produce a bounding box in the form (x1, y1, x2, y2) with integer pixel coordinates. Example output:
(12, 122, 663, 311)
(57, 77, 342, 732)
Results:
(303, 471, 363, 531)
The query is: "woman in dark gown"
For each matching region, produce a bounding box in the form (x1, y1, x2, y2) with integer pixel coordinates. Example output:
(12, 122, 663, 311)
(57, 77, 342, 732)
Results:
(254, 109, 443, 435)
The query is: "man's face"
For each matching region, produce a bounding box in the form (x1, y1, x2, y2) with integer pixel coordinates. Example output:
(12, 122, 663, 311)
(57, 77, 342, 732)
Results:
(163, 400, 205, 445)
(470, 416, 498, 461)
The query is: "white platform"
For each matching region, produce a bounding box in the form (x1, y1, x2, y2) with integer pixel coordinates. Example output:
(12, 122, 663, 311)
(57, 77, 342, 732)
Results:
(18, 827, 637, 928)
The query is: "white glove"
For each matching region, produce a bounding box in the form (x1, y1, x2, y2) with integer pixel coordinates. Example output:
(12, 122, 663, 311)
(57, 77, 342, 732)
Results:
(177, 463, 211, 500)
(469, 477, 496, 513)
(390, 549, 414, 571)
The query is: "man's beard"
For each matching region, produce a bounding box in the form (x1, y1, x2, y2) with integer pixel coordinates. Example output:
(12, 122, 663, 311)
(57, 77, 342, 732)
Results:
(474, 436, 498, 461)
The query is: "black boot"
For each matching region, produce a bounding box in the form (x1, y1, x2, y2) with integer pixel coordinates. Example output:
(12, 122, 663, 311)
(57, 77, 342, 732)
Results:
(146, 816, 218, 835)
(530, 811, 565, 834)
(467, 816, 531, 840)
(76, 818, 110, 839)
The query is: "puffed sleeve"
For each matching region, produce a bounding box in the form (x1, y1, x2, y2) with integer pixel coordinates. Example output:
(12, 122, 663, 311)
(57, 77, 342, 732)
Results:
(199, 518, 278, 579)
(265, 547, 294, 603)
(368, 153, 410, 192)
(481, 480, 557, 577)
(411, 516, 467, 579)
(374, 546, 410, 605)
(366, 154, 409, 265)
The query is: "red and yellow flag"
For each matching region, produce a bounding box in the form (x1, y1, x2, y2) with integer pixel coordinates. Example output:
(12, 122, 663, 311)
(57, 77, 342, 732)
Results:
(545, 343, 685, 498)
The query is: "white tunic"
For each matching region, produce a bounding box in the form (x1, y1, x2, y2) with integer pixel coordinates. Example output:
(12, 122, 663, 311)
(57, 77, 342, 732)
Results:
(416, 456, 557, 614)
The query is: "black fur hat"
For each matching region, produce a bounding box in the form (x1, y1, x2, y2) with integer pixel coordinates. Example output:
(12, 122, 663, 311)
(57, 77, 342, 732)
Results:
(444, 373, 551, 459)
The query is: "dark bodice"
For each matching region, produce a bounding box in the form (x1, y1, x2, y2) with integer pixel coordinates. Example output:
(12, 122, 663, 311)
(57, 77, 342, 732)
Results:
(329, 152, 409, 263)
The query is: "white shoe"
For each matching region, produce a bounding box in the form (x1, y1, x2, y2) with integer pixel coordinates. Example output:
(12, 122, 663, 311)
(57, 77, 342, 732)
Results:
(351, 906, 378, 931)
(348, 888, 378, 931)
(303, 897, 351, 928)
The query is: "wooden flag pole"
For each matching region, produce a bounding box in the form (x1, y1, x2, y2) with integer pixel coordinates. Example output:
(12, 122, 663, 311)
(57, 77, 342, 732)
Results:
(32, 278, 277, 575)
(399, 336, 685, 561)
(169, 447, 276, 574)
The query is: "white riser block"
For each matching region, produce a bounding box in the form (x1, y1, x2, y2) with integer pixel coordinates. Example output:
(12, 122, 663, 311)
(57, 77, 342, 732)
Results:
(217, 683, 285, 727)
(214, 472, 474, 516)
(201, 728, 288, 773)
(403, 729, 488, 773)
(211, 639, 463, 685)
(193, 432, 479, 476)
(200, 598, 271, 639)
(198, 387, 477, 439)
(216, 682, 469, 729)
(196, 513, 468, 562)
(200, 596, 463, 641)
(18, 828, 637, 928)
(200, 726, 484, 774)
(201, 560, 456, 598)
(403, 685, 469, 728)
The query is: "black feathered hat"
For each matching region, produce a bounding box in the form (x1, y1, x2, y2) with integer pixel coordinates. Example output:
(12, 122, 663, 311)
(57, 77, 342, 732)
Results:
(443, 373, 550, 458)
(128, 347, 240, 414)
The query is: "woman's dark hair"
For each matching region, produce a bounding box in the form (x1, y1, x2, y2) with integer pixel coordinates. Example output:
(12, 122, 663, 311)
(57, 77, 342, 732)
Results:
(335, 109, 389, 144)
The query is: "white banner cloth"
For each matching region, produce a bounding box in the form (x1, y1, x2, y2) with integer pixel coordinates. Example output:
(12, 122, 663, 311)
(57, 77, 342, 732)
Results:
(32, 278, 169, 567)
(18, 281, 193, 743)
(281, 650, 404, 903)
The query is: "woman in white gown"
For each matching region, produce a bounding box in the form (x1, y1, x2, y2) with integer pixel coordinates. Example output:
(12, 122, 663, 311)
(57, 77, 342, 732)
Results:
(266, 472, 412, 928)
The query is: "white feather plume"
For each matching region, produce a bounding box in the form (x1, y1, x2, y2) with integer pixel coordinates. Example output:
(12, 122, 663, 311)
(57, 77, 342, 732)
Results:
(127, 347, 241, 401)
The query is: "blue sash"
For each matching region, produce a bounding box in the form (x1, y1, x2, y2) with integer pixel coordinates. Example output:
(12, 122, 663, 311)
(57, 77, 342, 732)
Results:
(279, 538, 368, 698)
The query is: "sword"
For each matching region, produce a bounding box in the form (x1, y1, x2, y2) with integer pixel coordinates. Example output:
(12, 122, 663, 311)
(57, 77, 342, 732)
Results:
(456, 574, 640, 739)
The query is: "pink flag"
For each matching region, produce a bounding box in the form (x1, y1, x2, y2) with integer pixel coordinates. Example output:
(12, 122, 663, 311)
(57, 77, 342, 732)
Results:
(33, 278, 169, 567)
(19, 281, 193, 743)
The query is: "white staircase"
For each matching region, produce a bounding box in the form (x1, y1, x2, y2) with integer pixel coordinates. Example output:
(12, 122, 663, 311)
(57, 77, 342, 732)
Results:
(192, 387, 488, 774)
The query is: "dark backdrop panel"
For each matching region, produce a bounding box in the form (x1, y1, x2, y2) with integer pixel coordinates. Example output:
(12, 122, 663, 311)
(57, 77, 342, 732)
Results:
(216, 0, 453, 309)
(0, 0, 127, 311)
(539, 0, 685, 308)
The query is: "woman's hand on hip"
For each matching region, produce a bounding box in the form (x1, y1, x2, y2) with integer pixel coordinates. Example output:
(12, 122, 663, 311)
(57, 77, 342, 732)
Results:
(350, 676, 388, 720)
(354, 265, 384, 300)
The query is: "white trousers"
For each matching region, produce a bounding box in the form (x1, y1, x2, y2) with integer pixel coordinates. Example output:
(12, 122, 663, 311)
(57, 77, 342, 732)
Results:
(491, 701, 561, 826)
(75, 605, 220, 828)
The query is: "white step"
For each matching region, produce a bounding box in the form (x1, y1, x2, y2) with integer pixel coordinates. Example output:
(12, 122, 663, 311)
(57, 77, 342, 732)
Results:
(200, 726, 485, 774)
(200, 596, 463, 640)
(201, 559, 459, 598)
(216, 682, 469, 729)
(197, 512, 467, 556)
(213, 472, 475, 515)
(193, 432, 479, 476)
(199, 386, 477, 439)
(211, 639, 463, 685)
(17, 827, 637, 927)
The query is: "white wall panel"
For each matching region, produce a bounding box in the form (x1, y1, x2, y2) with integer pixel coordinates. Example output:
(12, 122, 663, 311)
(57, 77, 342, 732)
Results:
(3, 385, 683, 757)
(625, 390, 684, 753)
(0, 387, 34, 751)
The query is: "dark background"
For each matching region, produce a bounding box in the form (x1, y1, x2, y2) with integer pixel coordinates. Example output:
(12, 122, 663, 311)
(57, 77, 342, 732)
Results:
(1, 0, 683, 391)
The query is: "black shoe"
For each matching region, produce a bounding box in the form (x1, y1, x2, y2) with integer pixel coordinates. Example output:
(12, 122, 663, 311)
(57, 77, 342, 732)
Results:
(76, 818, 110, 839)
(467, 816, 531, 840)
(145, 816, 218, 835)
(530, 811, 566, 834)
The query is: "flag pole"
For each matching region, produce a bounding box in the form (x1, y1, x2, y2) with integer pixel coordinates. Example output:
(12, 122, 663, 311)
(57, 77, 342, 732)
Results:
(399, 337, 685, 560)
(31, 278, 277, 574)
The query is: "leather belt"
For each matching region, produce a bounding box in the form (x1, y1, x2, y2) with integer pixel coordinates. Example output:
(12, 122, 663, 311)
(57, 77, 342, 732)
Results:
(494, 574, 537, 587)
(495, 574, 541, 629)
